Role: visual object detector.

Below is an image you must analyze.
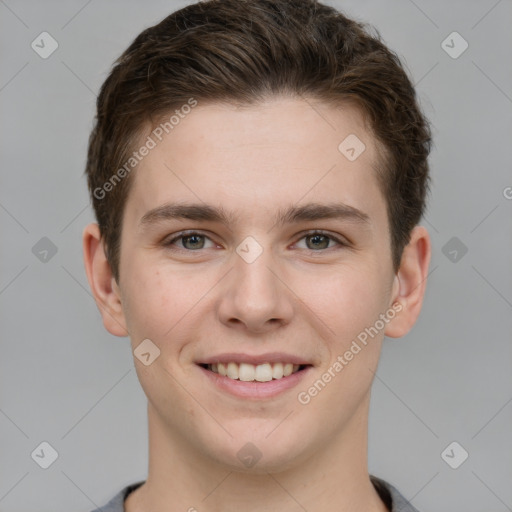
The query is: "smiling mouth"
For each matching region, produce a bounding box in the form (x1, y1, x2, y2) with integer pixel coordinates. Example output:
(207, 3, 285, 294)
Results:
(198, 362, 311, 382)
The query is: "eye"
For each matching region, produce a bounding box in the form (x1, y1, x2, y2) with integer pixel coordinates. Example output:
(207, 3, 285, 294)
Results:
(165, 231, 216, 250)
(295, 231, 347, 251)
(163, 230, 348, 252)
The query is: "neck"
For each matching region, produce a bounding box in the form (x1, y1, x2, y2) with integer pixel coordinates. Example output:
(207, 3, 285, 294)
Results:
(125, 398, 388, 512)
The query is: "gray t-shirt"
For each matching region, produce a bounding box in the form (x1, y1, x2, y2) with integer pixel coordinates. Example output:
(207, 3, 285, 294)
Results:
(89, 475, 420, 512)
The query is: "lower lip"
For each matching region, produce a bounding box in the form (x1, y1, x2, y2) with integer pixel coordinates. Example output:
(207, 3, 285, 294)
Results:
(197, 365, 312, 399)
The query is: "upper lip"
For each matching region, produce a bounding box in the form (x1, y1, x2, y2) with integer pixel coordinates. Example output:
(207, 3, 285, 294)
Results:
(197, 352, 313, 366)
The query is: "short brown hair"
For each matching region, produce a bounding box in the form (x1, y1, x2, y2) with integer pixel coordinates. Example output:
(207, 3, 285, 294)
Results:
(85, 0, 432, 283)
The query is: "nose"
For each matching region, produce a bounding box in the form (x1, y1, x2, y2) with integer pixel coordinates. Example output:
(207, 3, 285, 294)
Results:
(216, 242, 294, 334)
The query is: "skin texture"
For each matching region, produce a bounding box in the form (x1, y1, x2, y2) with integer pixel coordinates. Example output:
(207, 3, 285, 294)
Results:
(83, 96, 430, 512)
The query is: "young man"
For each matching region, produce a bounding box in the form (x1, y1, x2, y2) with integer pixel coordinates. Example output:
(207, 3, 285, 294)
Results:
(82, 0, 432, 510)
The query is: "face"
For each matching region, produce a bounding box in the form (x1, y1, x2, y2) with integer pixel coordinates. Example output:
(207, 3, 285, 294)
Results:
(111, 97, 402, 472)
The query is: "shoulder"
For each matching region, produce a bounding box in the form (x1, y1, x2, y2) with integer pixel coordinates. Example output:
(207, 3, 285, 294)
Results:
(88, 481, 145, 512)
(370, 475, 421, 512)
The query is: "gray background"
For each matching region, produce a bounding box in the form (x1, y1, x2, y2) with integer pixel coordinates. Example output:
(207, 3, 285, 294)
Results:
(1, 0, 511, 511)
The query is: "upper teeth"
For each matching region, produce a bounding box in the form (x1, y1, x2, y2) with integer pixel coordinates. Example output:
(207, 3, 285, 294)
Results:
(208, 362, 301, 382)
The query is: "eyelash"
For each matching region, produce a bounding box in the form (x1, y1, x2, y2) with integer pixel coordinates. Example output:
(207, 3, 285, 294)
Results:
(163, 230, 348, 253)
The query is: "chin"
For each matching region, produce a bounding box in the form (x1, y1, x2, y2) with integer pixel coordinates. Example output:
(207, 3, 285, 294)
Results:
(204, 426, 312, 475)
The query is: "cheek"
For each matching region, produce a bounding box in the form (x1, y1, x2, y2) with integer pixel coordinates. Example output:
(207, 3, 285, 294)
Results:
(121, 262, 177, 342)
(122, 261, 215, 347)
(300, 263, 387, 343)
(295, 269, 387, 419)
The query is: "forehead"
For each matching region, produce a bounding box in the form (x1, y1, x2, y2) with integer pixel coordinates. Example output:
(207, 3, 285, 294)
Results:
(124, 97, 387, 230)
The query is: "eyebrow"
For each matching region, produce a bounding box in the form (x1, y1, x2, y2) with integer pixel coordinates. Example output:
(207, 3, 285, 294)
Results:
(138, 202, 371, 229)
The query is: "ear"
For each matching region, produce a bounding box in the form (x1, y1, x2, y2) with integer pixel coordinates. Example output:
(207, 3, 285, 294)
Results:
(82, 223, 129, 337)
(384, 225, 431, 338)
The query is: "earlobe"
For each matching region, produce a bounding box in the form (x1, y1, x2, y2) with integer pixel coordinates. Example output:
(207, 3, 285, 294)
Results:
(82, 223, 129, 337)
(384, 226, 431, 339)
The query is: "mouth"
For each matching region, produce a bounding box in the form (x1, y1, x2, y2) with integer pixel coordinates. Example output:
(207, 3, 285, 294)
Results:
(198, 362, 311, 382)
(195, 357, 313, 399)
